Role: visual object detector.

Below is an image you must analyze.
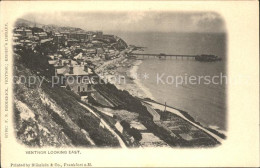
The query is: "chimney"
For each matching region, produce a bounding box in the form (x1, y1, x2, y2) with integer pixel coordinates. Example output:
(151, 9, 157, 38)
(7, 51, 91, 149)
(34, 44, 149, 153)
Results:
(69, 66, 74, 74)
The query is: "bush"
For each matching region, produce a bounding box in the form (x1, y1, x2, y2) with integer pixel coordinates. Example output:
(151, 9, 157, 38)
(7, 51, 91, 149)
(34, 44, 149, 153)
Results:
(120, 120, 142, 142)
(120, 120, 130, 129)
(129, 127, 142, 141)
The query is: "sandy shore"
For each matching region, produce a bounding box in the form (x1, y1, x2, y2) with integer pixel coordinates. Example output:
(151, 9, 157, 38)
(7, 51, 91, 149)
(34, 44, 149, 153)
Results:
(107, 58, 155, 100)
(128, 60, 155, 99)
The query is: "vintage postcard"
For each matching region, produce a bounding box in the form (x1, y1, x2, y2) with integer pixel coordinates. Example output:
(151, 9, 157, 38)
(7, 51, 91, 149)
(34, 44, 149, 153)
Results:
(0, 1, 259, 167)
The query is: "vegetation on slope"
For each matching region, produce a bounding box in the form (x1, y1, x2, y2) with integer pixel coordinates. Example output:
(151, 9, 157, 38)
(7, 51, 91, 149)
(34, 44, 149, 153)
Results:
(13, 47, 120, 147)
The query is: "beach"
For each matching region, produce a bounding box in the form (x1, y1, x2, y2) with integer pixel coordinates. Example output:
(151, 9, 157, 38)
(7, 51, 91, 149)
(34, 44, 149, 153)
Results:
(100, 57, 155, 100)
(126, 59, 155, 99)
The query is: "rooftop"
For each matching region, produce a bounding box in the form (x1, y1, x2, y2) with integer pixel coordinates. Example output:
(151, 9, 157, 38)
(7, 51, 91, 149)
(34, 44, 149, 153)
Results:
(64, 66, 92, 76)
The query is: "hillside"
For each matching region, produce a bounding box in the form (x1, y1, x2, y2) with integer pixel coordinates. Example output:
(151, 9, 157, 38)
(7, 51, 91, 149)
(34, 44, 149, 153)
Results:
(13, 51, 120, 147)
(15, 18, 84, 32)
(15, 18, 44, 28)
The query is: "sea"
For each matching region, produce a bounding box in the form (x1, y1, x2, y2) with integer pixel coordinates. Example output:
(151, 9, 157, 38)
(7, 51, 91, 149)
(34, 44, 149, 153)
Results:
(110, 31, 227, 133)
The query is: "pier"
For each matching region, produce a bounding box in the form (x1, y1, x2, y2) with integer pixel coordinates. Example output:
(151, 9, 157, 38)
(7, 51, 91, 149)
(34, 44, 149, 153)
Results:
(128, 53, 197, 60)
(128, 53, 221, 62)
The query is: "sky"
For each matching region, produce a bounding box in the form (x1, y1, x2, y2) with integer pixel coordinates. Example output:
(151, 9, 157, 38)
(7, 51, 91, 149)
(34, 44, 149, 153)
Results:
(22, 12, 225, 33)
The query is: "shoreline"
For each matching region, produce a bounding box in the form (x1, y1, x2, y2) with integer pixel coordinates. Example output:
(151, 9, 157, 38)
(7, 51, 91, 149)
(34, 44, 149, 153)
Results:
(109, 57, 226, 138)
(128, 59, 155, 100)
(110, 58, 155, 100)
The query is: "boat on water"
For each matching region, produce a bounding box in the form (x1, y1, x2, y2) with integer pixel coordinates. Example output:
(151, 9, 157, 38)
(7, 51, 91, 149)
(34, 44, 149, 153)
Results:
(195, 54, 221, 62)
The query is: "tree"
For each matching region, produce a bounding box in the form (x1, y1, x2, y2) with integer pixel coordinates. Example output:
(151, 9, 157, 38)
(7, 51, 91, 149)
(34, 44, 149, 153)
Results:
(129, 127, 142, 141)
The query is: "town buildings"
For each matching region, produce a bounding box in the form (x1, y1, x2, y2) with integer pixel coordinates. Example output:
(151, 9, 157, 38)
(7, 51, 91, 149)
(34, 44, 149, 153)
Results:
(13, 24, 129, 98)
(56, 63, 94, 96)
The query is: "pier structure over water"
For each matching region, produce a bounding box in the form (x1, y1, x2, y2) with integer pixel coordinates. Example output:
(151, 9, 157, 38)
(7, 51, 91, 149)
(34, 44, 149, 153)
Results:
(128, 53, 221, 62)
(128, 53, 197, 60)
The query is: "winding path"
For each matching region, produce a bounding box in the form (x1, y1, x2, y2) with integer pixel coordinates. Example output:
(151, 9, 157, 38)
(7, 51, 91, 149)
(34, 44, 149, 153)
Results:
(78, 102, 127, 148)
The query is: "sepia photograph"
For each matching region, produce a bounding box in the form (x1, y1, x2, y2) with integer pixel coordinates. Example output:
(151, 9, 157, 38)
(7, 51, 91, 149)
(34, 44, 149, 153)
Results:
(13, 11, 227, 148)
